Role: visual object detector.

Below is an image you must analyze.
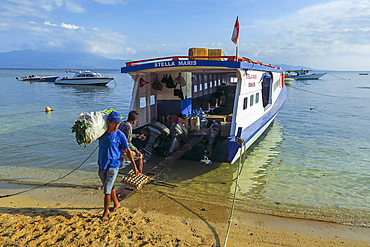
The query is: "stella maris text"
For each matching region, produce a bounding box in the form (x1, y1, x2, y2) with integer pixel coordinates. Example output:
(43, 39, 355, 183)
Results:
(154, 60, 197, 68)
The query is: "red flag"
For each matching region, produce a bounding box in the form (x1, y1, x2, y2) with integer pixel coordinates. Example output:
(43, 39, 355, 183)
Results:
(231, 16, 239, 44)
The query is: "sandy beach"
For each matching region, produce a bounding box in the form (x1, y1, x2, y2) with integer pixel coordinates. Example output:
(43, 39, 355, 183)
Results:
(0, 184, 369, 247)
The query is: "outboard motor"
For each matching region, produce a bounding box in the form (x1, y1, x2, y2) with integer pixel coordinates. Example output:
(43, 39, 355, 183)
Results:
(142, 121, 170, 161)
(201, 121, 222, 165)
(166, 122, 188, 155)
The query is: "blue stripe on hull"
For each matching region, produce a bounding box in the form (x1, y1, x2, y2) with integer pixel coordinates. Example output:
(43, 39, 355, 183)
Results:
(228, 86, 287, 163)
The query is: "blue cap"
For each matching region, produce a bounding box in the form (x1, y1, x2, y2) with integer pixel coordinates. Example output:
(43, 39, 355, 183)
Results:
(107, 111, 121, 123)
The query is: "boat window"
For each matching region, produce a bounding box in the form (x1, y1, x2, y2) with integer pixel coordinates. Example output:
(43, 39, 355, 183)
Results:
(210, 80, 213, 88)
(204, 82, 208, 89)
(243, 97, 248, 110)
(150, 95, 155, 106)
(140, 97, 146, 108)
(218, 79, 221, 86)
(199, 84, 202, 91)
(255, 92, 259, 104)
(194, 85, 198, 92)
(250, 95, 254, 107)
(230, 77, 238, 83)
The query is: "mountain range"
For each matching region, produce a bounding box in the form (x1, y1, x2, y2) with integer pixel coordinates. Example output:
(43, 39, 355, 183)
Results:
(0, 50, 127, 69)
(0, 49, 311, 71)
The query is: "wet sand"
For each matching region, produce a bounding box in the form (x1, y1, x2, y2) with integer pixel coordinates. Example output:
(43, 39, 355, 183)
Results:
(0, 185, 369, 246)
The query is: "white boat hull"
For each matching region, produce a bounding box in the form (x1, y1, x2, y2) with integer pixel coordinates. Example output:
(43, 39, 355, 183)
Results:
(55, 78, 113, 85)
(286, 73, 326, 80)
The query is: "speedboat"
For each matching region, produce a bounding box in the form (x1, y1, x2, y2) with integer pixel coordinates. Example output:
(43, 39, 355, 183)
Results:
(16, 75, 59, 82)
(285, 69, 326, 80)
(120, 48, 287, 165)
(55, 70, 114, 86)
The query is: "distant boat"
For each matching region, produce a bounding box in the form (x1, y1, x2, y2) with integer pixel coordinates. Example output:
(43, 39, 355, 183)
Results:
(359, 73, 368, 75)
(16, 75, 59, 82)
(285, 69, 326, 80)
(55, 70, 114, 86)
(284, 78, 294, 85)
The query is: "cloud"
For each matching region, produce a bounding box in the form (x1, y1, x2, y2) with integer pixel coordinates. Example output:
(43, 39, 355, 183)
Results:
(44, 21, 57, 27)
(246, 0, 370, 63)
(61, 22, 82, 30)
(92, 0, 127, 4)
(29, 21, 132, 58)
(64, 0, 85, 13)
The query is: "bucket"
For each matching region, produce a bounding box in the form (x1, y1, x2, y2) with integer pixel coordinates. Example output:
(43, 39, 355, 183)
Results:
(190, 117, 200, 131)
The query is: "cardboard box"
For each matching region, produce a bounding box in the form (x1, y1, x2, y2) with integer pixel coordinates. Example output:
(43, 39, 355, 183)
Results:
(208, 49, 225, 61)
(188, 48, 208, 60)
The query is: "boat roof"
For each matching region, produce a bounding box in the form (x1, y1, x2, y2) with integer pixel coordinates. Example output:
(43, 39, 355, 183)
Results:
(121, 56, 283, 74)
(68, 70, 95, 73)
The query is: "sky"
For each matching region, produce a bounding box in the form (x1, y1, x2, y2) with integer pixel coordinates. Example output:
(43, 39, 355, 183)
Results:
(1, 0, 370, 70)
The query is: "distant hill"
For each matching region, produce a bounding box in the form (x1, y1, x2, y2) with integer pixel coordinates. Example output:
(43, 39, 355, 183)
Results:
(0, 50, 128, 69)
(0, 50, 316, 71)
(274, 64, 312, 71)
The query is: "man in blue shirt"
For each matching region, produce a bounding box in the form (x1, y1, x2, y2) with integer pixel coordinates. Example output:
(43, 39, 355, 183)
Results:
(98, 111, 138, 222)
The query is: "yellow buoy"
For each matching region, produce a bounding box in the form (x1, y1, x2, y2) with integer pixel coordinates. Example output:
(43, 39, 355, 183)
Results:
(45, 107, 52, 113)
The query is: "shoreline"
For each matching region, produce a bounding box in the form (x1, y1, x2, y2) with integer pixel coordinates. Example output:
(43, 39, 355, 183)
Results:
(0, 185, 369, 246)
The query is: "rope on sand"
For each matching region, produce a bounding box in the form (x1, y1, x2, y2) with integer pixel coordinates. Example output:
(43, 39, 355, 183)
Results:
(223, 138, 245, 247)
(0, 145, 98, 199)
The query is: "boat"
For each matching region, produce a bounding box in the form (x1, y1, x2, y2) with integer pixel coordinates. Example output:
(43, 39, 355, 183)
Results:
(285, 69, 326, 80)
(16, 75, 59, 82)
(120, 48, 287, 165)
(359, 73, 368, 75)
(55, 70, 114, 86)
(284, 78, 294, 85)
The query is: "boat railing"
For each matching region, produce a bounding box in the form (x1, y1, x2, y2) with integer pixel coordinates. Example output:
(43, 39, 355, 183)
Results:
(125, 56, 281, 70)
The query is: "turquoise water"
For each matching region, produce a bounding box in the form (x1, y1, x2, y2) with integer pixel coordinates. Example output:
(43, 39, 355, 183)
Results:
(0, 69, 369, 227)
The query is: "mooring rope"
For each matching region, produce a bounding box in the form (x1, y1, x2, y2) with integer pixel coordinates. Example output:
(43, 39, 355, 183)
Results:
(0, 145, 98, 199)
(326, 73, 348, 80)
(0, 138, 74, 151)
(223, 138, 244, 247)
(290, 85, 369, 99)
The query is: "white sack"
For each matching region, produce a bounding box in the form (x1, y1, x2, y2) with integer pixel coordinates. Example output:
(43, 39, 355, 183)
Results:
(77, 111, 108, 144)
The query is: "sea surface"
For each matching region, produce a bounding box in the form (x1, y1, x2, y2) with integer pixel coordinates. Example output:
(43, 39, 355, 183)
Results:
(0, 68, 369, 227)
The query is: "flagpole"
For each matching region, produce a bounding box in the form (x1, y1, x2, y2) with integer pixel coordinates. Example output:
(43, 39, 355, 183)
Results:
(236, 43, 239, 62)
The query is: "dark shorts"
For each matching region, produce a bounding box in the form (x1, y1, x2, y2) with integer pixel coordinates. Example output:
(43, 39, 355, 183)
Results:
(98, 167, 119, 194)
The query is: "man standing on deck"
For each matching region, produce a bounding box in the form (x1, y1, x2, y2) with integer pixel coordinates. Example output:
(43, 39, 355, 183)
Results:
(118, 110, 146, 173)
(98, 111, 139, 222)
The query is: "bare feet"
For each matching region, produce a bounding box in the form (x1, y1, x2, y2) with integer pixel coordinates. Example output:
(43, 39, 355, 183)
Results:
(102, 216, 109, 223)
(110, 202, 121, 212)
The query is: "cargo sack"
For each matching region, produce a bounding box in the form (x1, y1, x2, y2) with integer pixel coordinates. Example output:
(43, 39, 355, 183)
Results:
(161, 74, 168, 84)
(139, 78, 149, 87)
(174, 73, 186, 86)
(173, 84, 184, 100)
(152, 76, 162, 91)
(166, 74, 176, 88)
(72, 110, 110, 147)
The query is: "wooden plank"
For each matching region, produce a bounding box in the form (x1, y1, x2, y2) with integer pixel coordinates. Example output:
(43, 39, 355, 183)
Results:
(117, 136, 204, 200)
